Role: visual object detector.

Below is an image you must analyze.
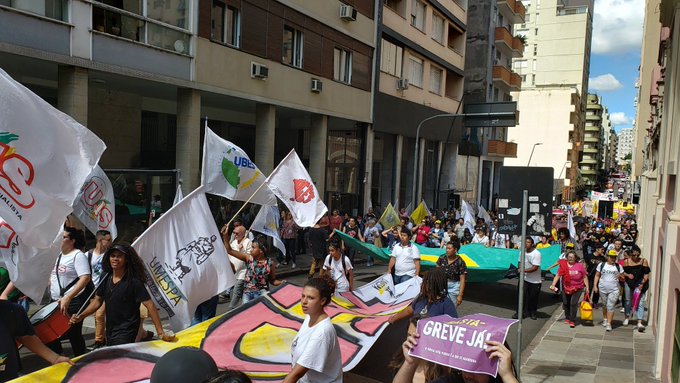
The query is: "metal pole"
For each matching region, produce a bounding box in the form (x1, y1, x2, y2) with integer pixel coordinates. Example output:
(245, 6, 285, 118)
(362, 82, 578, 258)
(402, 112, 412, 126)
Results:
(527, 143, 542, 166)
(515, 190, 529, 377)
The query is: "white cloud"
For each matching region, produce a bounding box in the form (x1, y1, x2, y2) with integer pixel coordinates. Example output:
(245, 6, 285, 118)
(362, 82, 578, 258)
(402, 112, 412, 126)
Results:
(610, 112, 632, 126)
(592, 0, 644, 55)
(589, 74, 624, 92)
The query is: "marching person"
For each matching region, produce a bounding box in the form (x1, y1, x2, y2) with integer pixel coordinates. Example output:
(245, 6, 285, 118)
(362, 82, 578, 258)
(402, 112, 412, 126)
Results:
(622, 245, 650, 331)
(224, 231, 285, 304)
(593, 249, 624, 332)
(284, 275, 342, 383)
(436, 241, 467, 306)
(321, 243, 353, 293)
(86, 229, 112, 349)
(549, 251, 590, 327)
(387, 268, 457, 324)
(513, 237, 542, 320)
(387, 228, 421, 284)
(308, 219, 329, 278)
(1, 300, 72, 382)
(70, 244, 171, 346)
(227, 224, 252, 311)
(47, 227, 92, 357)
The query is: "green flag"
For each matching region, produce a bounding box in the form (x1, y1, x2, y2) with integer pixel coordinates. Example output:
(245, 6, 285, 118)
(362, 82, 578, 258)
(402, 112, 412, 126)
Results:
(379, 202, 401, 229)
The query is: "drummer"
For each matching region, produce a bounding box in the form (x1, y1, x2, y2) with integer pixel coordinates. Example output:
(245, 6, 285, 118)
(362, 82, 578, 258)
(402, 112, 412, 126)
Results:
(0, 300, 73, 382)
(47, 227, 91, 357)
(70, 244, 172, 346)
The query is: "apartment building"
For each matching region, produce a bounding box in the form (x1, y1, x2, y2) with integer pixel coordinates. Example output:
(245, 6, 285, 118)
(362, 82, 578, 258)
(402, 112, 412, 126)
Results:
(600, 105, 612, 172)
(616, 127, 634, 165)
(0, 0, 377, 238)
(633, 0, 680, 379)
(504, 0, 593, 201)
(370, 0, 467, 209)
(580, 93, 602, 186)
(463, 0, 525, 209)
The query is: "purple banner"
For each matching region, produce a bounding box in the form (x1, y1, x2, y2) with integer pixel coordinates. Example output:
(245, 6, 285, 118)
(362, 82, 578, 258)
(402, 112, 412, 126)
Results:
(409, 314, 518, 377)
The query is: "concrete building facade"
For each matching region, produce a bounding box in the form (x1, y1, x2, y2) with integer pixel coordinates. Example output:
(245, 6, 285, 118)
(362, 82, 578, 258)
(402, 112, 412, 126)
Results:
(633, 0, 680, 379)
(463, 0, 525, 209)
(600, 105, 612, 172)
(616, 127, 634, 166)
(0, 0, 378, 239)
(505, 0, 593, 201)
(580, 93, 602, 187)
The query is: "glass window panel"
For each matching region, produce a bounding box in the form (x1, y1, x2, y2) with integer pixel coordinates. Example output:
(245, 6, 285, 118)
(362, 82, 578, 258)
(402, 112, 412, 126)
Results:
(409, 56, 423, 87)
(430, 67, 442, 94)
(211, 1, 225, 41)
(147, 0, 187, 29)
(147, 22, 190, 53)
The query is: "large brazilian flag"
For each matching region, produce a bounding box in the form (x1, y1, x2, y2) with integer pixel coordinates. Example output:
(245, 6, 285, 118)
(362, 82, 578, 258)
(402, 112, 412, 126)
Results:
(334, 230, 561, 282)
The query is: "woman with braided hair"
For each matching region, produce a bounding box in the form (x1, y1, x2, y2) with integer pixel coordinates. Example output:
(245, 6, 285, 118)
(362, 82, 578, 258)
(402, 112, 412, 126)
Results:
(284, 274, 342, 383)
(387, 268, 457, 324)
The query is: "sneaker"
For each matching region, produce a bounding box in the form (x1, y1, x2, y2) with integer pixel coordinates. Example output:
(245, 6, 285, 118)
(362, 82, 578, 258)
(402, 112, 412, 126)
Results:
(291, 262, 297, 269)
(569, 321, 576, 328)
(620, 307, 625, 313)
(606, 324, 612, 332)
(637, 323, 645, 332)
(564, 319, 571, 324)
(622, 317, 629, 326)
(601, 320, 609, 327)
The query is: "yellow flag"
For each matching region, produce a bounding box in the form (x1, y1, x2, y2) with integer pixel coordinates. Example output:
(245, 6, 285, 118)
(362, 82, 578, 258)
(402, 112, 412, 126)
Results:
(410, 201, 429, 224)
(379, 203, 401, 229)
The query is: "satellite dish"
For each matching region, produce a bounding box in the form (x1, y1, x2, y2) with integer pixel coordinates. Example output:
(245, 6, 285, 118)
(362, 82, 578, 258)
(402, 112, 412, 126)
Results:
(174, 40, 185, 53)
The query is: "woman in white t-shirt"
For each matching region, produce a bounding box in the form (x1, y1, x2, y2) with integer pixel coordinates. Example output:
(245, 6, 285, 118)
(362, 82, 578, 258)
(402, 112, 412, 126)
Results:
(593, 250, 623, 331)
(284, 275, 342, 383)
(322, 243, 353, 293)
(471, 228, 490, 247)
(47, 227, 92, 356)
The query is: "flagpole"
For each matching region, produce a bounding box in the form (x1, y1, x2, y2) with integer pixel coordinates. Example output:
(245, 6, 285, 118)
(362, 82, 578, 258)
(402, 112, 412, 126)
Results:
(221, 149, 295, 231)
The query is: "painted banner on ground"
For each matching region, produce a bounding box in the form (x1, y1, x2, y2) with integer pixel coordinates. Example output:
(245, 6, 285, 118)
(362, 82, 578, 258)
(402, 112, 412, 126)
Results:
(201, 127, 276, 206)
(410, 314, 517, 377)
(334, 230, 561, 282)
(0, 224, 62, 303)
(132, 186, 235, 331)
(73, 165, 118, 240)
(266, 149, 327, 227)
(0, 68, 106, 248)
(14, 276, 420, 383)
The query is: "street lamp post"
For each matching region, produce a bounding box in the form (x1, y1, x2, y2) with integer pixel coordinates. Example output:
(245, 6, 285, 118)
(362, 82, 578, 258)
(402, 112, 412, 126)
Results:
(411, 111, 516, 209)
(527, 142, 543, 166)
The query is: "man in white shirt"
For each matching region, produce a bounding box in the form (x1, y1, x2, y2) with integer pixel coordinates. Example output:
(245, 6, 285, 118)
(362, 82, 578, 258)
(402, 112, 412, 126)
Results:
(387, 228, 421, 284)
(87, 230, 112, 349)
(228, 225, 252, 309)
(513, 237, 542, 320)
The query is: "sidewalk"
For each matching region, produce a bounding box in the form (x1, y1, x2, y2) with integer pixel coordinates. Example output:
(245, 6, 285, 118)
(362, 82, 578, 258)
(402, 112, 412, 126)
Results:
(520, 304, 660, 383)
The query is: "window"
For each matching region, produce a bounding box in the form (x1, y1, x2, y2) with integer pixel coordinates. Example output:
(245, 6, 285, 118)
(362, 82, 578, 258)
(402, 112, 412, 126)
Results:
(533, 44, 537, 55)
(211, 2, 239, 47)
(432, 13, 445, 44)
(334, 47, 352, 84)
(380, 39, 403, 77)
(283, 26, 304, 68)
(0, 0, 67, 21)
(429, 66, 443, 94)
(514, 59, 528, 68)
(411, 0, 425, 31)
(146, 0, 187, 29)
(408, 56, 424, 87)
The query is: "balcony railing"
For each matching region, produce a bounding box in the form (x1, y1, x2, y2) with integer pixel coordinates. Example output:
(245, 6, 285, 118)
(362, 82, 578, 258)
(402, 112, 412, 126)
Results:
(494, 27, 524, 57)
(497, 0, 526, 24)
(492, 65, 521, 90)
(487, 140, 517, 157)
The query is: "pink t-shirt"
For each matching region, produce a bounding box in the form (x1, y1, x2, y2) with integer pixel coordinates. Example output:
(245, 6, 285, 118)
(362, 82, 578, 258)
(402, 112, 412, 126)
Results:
(562, 263, 587, 290)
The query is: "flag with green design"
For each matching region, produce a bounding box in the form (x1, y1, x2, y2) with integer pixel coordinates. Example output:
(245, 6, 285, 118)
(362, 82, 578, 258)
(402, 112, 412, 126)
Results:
(201, 127, 276, 205)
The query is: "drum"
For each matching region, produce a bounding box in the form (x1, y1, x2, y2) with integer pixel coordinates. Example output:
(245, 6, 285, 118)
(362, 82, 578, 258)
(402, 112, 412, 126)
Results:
(30, 301, 70, 344)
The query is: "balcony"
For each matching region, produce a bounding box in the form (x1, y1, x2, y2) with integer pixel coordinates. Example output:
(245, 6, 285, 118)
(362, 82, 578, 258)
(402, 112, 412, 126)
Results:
(585, 124, 600, 132)
(497, 0, 526, 24)
(494, 27, 524, 58)
(487, 140, 518, 157)
(493, 65, 522, 90)
(585, 114, 601, 121)
(583, 135, 599, 143)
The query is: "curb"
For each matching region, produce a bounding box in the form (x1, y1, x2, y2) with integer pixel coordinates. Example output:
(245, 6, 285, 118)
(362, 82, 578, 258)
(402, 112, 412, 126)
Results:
(521, 303, 563, 365)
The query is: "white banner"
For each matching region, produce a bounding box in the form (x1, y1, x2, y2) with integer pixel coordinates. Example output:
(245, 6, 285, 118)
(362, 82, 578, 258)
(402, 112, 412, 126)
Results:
(478, 205, 492, 225)
(201, 127, 276, 206)
(352, 273, 421, 305)
(0, 221, 61, 303)
(172, 183, 183, 207)
(133, 186, 235, 331)
(0, 69, 106, 248)
(266, 150, 327, 227)
(72, 166, 117, 239)
(567, 211, 577, 240)
(250, 205, 286, 254)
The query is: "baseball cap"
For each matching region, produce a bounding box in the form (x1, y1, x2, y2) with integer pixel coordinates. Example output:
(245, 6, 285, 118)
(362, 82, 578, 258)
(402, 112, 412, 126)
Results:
(566, 243, 575, 249)
(607, 249, 618, 257)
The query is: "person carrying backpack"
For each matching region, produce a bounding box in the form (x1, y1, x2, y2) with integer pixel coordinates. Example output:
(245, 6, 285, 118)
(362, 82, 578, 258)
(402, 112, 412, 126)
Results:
(593, 249, 624, 332)
(321, 243, 353, 293)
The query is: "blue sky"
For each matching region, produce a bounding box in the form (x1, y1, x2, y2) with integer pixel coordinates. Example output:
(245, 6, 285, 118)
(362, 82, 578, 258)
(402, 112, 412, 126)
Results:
(588, 0, 644, 133)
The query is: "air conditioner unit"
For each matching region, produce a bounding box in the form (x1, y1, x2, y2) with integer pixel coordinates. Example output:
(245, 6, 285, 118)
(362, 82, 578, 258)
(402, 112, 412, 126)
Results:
(251, 62, 269, 79)
(339, 4, 357, 21)
(397, 78, 409, 90)
(311, 78, 323, 93)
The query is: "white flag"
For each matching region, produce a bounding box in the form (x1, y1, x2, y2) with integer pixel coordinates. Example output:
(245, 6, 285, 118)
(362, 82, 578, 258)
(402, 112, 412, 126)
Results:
(266, 150, 327, 227)
(172, 183, 183, 206)
(0, 69, 106, 248)
(0, 221, 61, 303)
(201, 127, 276, 206)
(463, 209, 476, 234)
(133, 186, 235, 331)
(567, 211, 577, 240)
(478, 205, 492, 226)
(72, 166, 117, 240)
(250, 206, 286, 254)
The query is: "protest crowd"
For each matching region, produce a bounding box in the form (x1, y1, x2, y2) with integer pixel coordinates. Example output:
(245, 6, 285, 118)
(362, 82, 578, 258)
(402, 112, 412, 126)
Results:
(0, 70, 649, 383)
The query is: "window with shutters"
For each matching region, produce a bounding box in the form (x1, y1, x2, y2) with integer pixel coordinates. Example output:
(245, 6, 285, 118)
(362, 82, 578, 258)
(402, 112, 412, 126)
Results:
(408, 55, 424, 88)
(432, 13, 445, 44)
(211, 1, 240, 47)
(410, 0, 425, 31)
(380, 39, 403, 77)
(334, 47, 352, 84)
(429, 66, 442, 95)
(283, 25, 304, 68)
